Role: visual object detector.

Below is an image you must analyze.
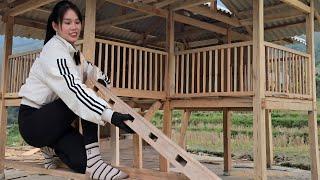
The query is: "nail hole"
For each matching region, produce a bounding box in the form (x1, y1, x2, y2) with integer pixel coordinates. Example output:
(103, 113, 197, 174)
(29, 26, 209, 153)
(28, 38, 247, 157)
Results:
(175, 155, 187, 167)
(149, 133, 158, 142)
(108, 99, 115, 105)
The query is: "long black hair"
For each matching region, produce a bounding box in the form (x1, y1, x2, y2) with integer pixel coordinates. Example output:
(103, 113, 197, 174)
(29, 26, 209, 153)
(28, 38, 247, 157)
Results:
(44, 0, 82, 45)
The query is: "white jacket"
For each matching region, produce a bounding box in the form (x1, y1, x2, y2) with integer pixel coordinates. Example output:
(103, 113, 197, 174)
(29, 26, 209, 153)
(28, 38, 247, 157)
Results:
(19, 35, 112, 125)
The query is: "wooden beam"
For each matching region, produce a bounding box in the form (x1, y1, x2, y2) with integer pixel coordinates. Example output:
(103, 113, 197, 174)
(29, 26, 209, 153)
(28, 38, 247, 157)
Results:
(5, 0, 57, 17)
(169, 0, 210, 11)
(223, 108, 232, 175)
(240, 10, 304, 26)
(83, 0, 96, 63)
(144, 101, 162, 121)
(252, 0, 267, 179)
(171, 97, 253, 108)
(14, 17, 47, 29)
(306, 0, 320, 179)
(186, 6, 241, 27)
(280, 0, 311, 14)
(154, 0, 177, 8)
(105, 0, 249, 40)
(0, 15, 13, 178)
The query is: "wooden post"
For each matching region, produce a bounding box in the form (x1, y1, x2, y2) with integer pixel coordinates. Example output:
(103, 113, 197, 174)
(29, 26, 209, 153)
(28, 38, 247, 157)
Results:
(166, 10, 175, 96)
(133, 109, 143, 169)
(0, 16, 13, 179)
(110, 125, 119, 166)
(160, 9, 175, 172)
(253, 0, 267, 179)
(159, 100, 172, 172)
(265, 110, 273, 168)
(178, 110, 191, 149)
(83, 0, 96, 63)
(223, 108, 232, 175)
(306, 0, 320, 179)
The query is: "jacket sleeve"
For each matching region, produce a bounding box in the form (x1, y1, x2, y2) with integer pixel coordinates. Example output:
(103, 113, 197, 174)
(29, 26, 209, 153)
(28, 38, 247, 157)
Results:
(38, 46, 111, 125)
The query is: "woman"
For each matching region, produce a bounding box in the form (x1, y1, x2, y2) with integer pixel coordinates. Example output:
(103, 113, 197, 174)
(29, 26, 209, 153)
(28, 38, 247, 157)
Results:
(18, 1, 133, 179)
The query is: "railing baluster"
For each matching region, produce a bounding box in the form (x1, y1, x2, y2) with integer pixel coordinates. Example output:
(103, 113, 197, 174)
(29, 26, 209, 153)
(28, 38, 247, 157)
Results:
(181, 54, 185, 94)
(221, 49, 225, 92)
(209, 50, 212, 93)
(149, 52, 153, 91)
(186, 54, 190, 94)
(214, 49, 218, 92)
(203, 51, 207, 93)
(128, 48, 132, 89)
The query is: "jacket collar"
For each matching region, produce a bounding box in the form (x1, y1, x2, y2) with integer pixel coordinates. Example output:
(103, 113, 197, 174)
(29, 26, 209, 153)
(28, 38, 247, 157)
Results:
(54, 34, 78, 54)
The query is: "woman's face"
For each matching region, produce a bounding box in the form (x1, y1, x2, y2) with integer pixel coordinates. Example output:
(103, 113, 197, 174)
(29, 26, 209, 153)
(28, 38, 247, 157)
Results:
(52, 9, 81, 45)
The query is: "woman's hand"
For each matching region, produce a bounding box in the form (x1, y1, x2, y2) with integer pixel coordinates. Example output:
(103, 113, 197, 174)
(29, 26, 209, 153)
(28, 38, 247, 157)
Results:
(110, 112, 135, 134)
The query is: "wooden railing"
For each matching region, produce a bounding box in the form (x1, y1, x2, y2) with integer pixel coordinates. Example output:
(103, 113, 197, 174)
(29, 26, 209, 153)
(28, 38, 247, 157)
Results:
(7, 50, 40, 94)
(5, 39, 313, 100)
(94, 39, 167, 98)
(173, 41, 254, 97)
(265, 42, 312, 99)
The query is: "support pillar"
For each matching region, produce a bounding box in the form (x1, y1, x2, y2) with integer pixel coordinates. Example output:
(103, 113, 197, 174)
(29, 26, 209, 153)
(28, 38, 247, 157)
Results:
(306, 0, 320, 179)
(265, 110, 273, 168)
(223, 108, 232, 175)
(178, 110, 191, 149)
(160, 9, 175, 172)
(0, 16, 13, 179)
(252, 0, 267, 179)
(159, 100, 172, 172)
(83, 0, 96, 62)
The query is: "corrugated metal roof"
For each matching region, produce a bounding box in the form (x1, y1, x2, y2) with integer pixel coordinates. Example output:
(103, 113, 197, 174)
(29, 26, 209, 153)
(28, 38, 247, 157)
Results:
(0, 0, 319, 47)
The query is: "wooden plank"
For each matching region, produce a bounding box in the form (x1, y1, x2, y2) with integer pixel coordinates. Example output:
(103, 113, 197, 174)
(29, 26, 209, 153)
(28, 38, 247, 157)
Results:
(144, 51, 147, 90)
(192, 53, 195, 93)
(155, 54, 158, 91)
(247, 46, 251, 91)
(240, 46, 244, 92)
(178, 110, 191, 150)
(265, 110, 273, 168)
(171, 97, 252, 108)
(98, 42, 102, 69)
(197, 52, 200, 93)
(139, 50, 143, 90)
(117, 46, 121, 88)
(252, 0, 267, 179)
(0, 16, 13, 177)
(83, 0, 96, 63)
(214, 50, 218, 92)
(122, 47, 126, 88)
(160, 55, 163, 91)
(221, 49, 224, 92)
(5, 159, 188, 180)
(209, 51, 213, 92)
(86, 80, 220, 179)
(176, 55, 180, 94)
(181, 54, 185, 94)
(223, 108, 232, 174)
(110, 88, 166, 99)
(171, 91, 254, 98)
(203, 51, 207, 93)
(280, 0, 311, 13)
(227, 48, 231, 92)
(264, 97, 313, 111)
(233, 47, 237, 91)
(128, 48, 132, 89)
(186, 54, 190, 94)
(149, 52, 153, 91)
(111, 45, 115, 87)
(144, 101, 162, 122)
(134, 49, 137, 89)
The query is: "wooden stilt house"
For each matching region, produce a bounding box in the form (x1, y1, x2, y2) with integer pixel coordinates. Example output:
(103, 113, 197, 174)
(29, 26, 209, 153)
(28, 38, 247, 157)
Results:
(0, 0, 320, 179)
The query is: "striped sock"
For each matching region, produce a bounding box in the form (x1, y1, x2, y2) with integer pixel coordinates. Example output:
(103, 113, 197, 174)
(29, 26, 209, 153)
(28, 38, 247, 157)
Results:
(85, 142, 128, 180)
(41, 146, 60, 169)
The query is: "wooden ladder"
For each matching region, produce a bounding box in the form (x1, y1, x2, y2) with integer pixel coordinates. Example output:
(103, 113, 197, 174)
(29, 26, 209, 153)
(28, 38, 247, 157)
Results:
(86, 79, 220, 180)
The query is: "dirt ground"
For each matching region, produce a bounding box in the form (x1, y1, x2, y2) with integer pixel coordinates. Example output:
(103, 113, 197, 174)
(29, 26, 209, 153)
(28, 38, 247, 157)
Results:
(2, 138, 312, 180)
